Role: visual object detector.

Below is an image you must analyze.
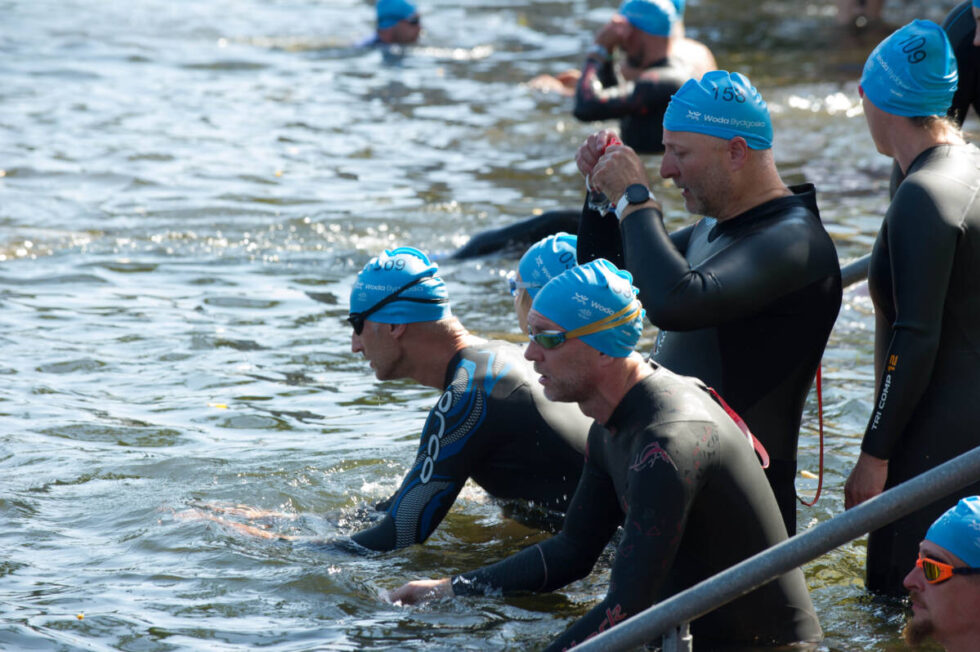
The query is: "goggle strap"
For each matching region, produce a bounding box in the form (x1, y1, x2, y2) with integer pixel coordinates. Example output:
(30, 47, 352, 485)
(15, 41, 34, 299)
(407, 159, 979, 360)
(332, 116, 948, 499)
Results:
(564, 302, 641, 339)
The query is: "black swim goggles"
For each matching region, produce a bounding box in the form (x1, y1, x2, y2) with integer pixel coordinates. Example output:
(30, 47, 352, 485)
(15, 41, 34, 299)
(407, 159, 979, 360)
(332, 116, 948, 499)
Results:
(916, 557, 980, 585)
(347, 274, 446, 335)
(527, 302, 641, 349)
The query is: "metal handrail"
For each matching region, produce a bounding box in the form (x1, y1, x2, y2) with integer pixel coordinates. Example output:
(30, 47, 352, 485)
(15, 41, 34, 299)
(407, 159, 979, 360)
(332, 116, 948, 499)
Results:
(573, 445, 980, 652)
(841, 253, 871, 288)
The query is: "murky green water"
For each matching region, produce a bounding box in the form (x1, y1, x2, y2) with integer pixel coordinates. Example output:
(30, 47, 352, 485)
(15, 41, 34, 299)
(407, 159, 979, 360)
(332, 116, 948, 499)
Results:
(1, 0, 966, 649)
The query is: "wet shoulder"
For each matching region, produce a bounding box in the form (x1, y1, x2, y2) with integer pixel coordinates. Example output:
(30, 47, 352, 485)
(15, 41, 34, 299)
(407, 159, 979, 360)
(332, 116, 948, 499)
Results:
(894, 145, 980, 229)
(448, 341, 533, 399)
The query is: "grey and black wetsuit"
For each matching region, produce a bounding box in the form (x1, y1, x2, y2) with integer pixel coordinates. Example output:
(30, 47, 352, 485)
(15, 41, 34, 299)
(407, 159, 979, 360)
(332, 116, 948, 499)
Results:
(863, 144, 980, 596)
(451, 366, 822, 651)
(577, 185, 842, 534)
(574, 56, 692, 154)
(352, 341, 590, 551)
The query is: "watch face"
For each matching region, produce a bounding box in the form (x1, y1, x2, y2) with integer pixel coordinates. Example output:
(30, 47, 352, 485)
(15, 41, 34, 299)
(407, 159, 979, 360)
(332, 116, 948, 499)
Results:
(627, 184, 649, 204)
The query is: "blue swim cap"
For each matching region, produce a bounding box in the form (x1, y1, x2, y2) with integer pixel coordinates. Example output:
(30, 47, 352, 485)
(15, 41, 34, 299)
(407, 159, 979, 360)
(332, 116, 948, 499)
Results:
(860, 20, 958, 118)
(532, 259, 644, 358)
(672, 0, 685, 17)
(618, 0, 677, 37)
(925, 496, 980, 567)
(663, 70, 774, 149)
(350, 247, 450, 324)
(518, 233, 578, 300)
(377, 0, 418, 29)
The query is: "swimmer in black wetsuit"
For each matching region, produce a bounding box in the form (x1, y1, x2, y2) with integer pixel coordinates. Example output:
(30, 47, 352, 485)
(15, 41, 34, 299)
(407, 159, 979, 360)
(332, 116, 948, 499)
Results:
(387, 259, 822, 650)
(576, 71, 842, 535)
(844, 21, 980, 597)
(572, 0, 714, 155)
(347, 247, 590, 552)
(451, 0, 716, 261)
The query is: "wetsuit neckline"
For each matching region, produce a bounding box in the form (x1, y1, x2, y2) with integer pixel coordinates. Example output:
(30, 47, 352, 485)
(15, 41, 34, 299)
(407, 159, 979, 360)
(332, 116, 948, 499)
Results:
(906, 143, 977, 177)
(706, 183, 818, 239)
(603, 362, 665, 432)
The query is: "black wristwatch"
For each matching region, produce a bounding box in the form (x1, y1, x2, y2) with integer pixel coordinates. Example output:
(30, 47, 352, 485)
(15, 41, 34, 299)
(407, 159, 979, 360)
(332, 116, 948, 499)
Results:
(615, 184, 653, 221)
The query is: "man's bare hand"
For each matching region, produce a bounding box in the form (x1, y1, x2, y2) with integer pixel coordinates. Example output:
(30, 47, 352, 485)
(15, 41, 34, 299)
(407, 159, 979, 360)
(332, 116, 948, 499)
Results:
(576, 130, 622, 179)
(591, 144, 650, 204)
(386, 578, 454, 605)
(844, 451, 889, 509)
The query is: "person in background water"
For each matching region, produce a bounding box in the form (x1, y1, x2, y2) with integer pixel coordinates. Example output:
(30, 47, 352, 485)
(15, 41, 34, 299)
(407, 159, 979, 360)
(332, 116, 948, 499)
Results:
(902, 496, 980, 651)
(347, 247, 590, 551)
(357, 0, 421, 48)
(508, 232, 578, 334)
(843, 20, 980, 597)
(530, 0, 715, 155)
(386, 259, 822, 650)
(576, 71, 842, 535)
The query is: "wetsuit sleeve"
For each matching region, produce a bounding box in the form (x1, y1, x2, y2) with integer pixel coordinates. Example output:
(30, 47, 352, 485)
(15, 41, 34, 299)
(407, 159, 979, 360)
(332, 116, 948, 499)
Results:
(576, 195, 625, 267)
(574, 60, 674, 123)
(351, 385, 493, 552)
(451, 432, 622, 596)
(618, 206, 820, 330)
(861, 183, 960, 460)
(545, 433, 694, 651)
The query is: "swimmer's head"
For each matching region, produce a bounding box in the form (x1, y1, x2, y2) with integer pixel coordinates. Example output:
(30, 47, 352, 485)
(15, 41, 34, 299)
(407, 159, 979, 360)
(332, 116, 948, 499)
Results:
(517, 233, 578, 301)
(377, 0, 419, 29)
(349, 247, 450, 326)
(618, 0, 678, 38)
(663, 70, 773, 149)
(531, 259, 644, 358)
(860, 20, 957, 118)
(925, 496, 980, 567)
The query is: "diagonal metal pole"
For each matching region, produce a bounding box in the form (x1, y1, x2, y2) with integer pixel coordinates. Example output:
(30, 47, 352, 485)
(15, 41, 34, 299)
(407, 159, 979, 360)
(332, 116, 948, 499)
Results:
(573, 445, 980, 652)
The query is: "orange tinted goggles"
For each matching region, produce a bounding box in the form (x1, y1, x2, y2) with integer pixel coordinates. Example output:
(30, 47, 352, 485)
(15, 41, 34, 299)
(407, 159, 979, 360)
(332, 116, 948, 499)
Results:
(916, 557, 980, 584)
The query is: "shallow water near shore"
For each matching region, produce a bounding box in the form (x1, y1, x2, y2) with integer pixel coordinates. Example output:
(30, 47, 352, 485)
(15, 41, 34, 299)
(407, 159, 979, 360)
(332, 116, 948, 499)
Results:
(0, 0, 967, 649)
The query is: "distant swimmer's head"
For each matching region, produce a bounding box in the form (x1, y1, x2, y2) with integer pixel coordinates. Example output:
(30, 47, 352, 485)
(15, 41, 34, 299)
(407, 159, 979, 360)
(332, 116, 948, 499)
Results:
(348, 247, 450, 334)
(529, 259, 643, 358)
(511, 232, 578, 333)
(663, 70, 773, 150)
(860, 20, 957, 118)
(516, 233, 578, 301)
(618, 0, 677, 37)
(377, 0, 421, 44)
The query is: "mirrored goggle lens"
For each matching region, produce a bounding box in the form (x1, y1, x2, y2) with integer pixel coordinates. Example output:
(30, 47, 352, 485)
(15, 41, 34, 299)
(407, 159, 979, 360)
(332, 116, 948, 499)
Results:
(529, 330, 566, 349)
(919, 558, 950, 583)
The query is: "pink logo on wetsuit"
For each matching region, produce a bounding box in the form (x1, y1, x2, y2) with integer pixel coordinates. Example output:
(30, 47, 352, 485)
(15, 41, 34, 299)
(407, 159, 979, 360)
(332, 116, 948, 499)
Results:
(629, 442, 677, 472)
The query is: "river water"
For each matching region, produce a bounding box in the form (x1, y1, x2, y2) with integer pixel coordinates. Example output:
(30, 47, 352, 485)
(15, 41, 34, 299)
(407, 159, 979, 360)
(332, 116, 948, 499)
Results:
(1, 0, 967, 649)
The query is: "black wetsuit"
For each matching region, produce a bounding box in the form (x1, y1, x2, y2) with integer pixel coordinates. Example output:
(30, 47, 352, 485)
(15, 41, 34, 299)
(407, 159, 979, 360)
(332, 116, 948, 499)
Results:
(351, 341, 590, 551)
(451, 366, 822, 651)
(578, 185, 842, 534)
(946, 2, 979, 126)
(574, 56, 692, 154)
(862, 144, 980, 596)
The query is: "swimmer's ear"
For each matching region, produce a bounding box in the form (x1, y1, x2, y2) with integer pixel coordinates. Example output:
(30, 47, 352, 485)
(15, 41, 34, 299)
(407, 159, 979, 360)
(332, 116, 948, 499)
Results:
(388, 323, 408, 340)
(726, 136, 750, 171)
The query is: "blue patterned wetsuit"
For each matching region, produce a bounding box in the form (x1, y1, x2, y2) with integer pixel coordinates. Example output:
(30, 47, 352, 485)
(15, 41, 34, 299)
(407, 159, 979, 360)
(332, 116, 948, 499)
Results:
(451, 365, 822, 650)
(352, 341, 590, 551)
